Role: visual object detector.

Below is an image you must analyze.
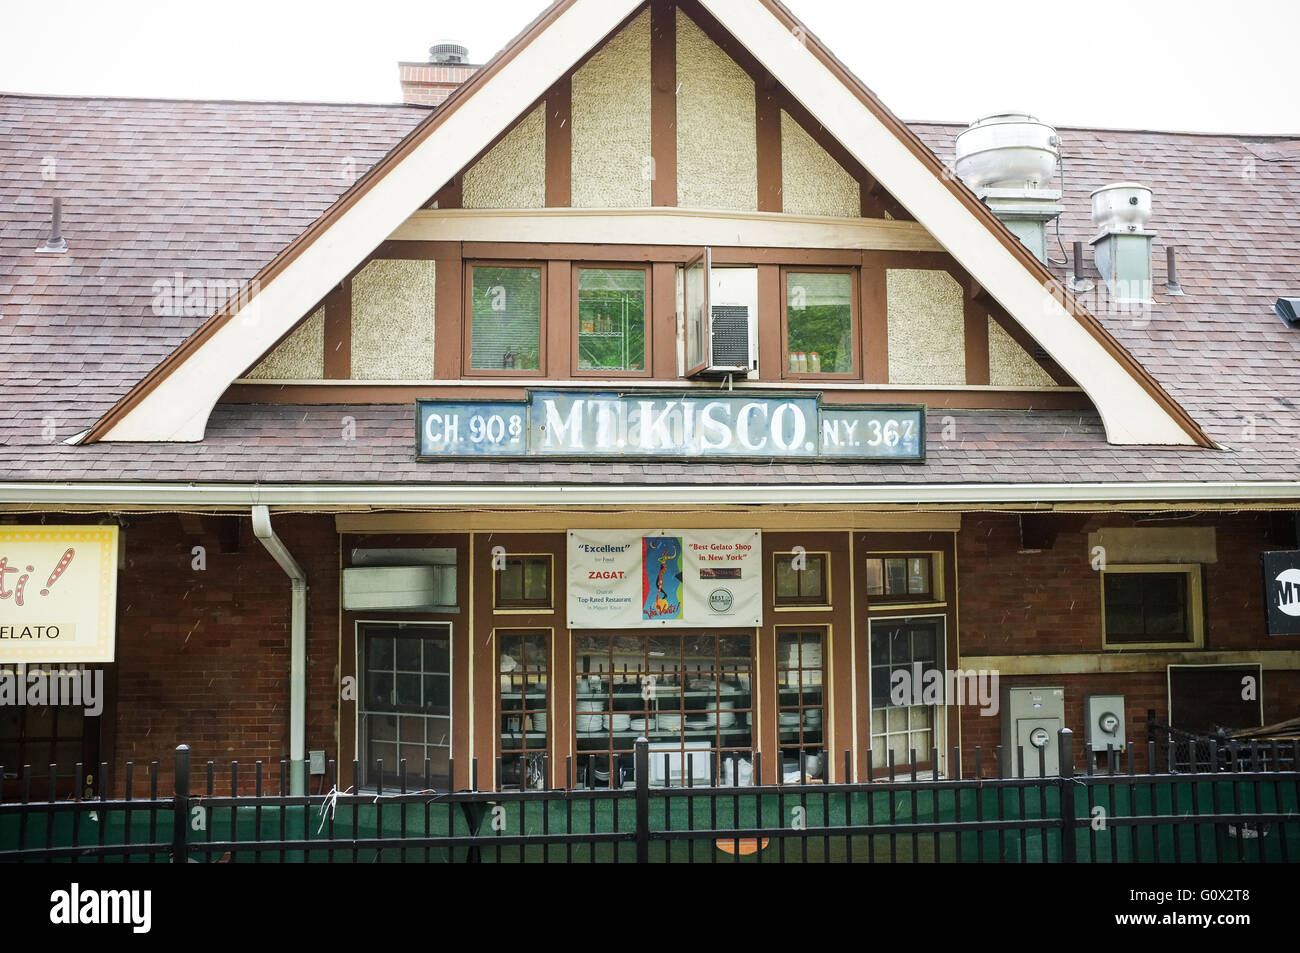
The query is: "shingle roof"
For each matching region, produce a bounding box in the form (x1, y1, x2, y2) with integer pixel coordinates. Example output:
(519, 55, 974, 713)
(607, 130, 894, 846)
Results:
(1, 95, 1298, 489)
(0, 94, 427, 444)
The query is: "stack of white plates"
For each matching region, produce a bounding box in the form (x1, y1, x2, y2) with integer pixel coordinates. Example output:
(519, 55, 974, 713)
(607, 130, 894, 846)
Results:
(778, 712, 801, 728)
(577, 700, 603, 732)
(610, 713, 632, 732)
(657, 713, 682, 732)
(787, 641, 822, 671)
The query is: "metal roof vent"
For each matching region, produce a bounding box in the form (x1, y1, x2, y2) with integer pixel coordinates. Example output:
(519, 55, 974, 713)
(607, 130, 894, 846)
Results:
(1276, 298, 1300, 328)
(1089, 183, 1156, 304)
(34, 196, 67, 254)
(429, 41, 469, 64)
(954, 113, 1063, 264)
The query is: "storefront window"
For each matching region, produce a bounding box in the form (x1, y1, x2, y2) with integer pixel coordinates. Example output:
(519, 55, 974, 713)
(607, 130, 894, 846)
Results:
(576, 268, 646, 373)
(357, 622, 451, 790)
(777, 629, 826, 782)
(498, 630, 549, 790)
(773, 551, 828, 606)
(469, 264, 542, 371)
(574, 632, 753, 788)
(870, 616, 943, 772)
(785, 271, 854, 376)
(494, 555, 552, 610)
(865, 554, 934, 602)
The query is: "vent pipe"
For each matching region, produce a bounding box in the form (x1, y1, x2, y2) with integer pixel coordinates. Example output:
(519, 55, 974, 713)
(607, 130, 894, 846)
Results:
(35, 196, 67, 254)
(1165, 245, 1184, 296)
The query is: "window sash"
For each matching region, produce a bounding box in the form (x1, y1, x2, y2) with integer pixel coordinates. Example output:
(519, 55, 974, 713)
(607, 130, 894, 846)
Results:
(784, 270, 856, 378)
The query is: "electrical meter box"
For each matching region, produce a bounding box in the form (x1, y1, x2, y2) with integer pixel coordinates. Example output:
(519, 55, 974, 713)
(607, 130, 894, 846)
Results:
(1001, 686, 1065, 777)
(1085, 694, 1126, 753)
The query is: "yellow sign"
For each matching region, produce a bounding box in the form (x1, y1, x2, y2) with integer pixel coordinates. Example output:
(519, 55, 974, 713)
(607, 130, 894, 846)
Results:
(0, 526, 118, 662)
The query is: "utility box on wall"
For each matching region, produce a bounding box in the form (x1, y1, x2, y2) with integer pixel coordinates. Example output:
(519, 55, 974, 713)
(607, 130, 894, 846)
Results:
(1001, 685, 1065, 777)
(1085, 694, 1126, 753)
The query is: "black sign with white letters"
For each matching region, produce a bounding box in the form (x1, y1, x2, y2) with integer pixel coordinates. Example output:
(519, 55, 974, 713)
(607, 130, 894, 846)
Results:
(1262, 550, 1300, 635)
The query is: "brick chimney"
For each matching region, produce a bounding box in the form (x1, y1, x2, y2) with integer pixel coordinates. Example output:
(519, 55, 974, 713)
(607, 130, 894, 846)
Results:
(398, 41, 481, 107)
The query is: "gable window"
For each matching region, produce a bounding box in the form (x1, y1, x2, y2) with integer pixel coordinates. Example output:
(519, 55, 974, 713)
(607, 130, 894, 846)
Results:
(783, 269, 857, 378)
(1101, 564, 1203, 649)
(467, 263, 544, 374)
(575, 266, 648, 375)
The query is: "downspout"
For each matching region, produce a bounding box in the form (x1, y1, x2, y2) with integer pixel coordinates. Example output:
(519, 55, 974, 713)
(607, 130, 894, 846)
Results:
(251, 505, 308, 796)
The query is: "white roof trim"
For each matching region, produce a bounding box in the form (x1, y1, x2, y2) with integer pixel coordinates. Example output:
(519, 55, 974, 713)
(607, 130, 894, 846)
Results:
(0, 481, 1295, 507)
(700, 0, 1192, 445)
(100, 0, 643, 442)
(96, 0, 1198, 447)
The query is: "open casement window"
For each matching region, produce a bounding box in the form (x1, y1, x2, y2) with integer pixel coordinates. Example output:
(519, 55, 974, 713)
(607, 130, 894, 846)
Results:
(782, 268, 858, 379)
(1101, 564, 1204, 650)
(573, 266, 650, 377)
(465, 262, 545, 375)
(683, 248, 710, 378)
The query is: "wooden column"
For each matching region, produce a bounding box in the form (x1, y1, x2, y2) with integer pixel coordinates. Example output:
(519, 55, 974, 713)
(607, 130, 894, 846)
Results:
(861, 253, 890, 384)
(650, 0, 677, 207)
(964, 296, 991, 385)
(433, 247, 463, 380)
(545, 77, 572, 208)
(322, 279, 351, 379)
(756, 84, 783, 213)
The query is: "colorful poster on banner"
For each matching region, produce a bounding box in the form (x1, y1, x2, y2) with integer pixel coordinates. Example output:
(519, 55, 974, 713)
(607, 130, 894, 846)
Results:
(0, 526, 119, 662)
(568, 530, 761, 628)
(642, 537, 683, 621)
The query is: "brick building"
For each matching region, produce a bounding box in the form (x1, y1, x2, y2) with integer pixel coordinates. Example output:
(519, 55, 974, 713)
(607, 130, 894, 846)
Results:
(2, 0, 1298, 797)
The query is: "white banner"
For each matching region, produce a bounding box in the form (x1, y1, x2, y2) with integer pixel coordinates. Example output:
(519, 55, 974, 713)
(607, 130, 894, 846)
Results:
(0, 526, 119, 662)
(567, 530, 761, 628)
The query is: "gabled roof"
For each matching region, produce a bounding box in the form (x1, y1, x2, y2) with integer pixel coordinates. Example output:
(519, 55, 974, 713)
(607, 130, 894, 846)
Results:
(66, 0, 1207, 448)
(5, 108, 1300, 491)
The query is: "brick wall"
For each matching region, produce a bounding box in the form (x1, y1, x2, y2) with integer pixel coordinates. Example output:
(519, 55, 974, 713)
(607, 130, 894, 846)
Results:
(955, 513, 1300, 774)
(110, 513, 338, 793)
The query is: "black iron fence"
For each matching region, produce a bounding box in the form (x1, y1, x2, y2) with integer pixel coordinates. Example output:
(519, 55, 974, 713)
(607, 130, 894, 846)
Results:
(1146, 710, 1299, 774)
(2, 729, 1298, 863)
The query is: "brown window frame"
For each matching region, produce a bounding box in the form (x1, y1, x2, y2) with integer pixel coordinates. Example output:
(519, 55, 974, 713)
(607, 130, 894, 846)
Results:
(779, 265, 861, 381)
(462, 260, 549, 378)
(493, 554, 555, 611)
(495, 627, 552, 790)
(570, 262, 654, 379)
(772, 551, 831, 607)
(864, 553, 937, 605)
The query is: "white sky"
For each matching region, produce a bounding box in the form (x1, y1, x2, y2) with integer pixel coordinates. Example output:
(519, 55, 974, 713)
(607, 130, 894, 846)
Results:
(1, 0, 1297, 134)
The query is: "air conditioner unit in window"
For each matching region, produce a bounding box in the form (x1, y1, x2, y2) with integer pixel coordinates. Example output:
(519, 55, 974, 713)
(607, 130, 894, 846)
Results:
(684, 249, 756, 378)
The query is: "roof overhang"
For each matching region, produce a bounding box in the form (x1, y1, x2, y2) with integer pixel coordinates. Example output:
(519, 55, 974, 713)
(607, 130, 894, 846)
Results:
(1, 481, 1296, 508)
(82, 0, 1209, 449)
